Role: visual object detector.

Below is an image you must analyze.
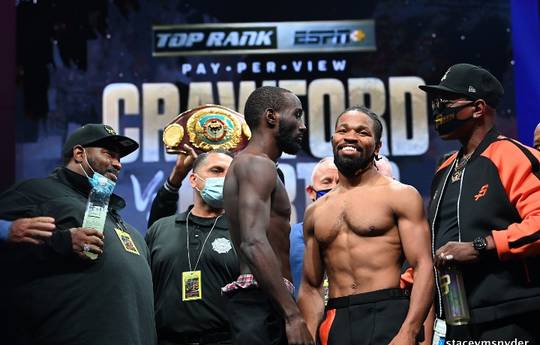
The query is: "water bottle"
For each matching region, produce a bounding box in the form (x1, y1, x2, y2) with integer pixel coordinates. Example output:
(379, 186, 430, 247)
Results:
(82, 181, 111, 260)
(438, 265, 470, 325)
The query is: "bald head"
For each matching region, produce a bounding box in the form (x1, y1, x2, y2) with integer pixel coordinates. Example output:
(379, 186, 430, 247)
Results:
(534, 123, 540, 151)
(306, 157, 339, 201)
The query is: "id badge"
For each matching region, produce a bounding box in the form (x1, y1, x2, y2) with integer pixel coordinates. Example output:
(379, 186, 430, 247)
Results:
(114, 228, 140, 255)
(432, 318, 447, 345)
(182, 271, 202, 301)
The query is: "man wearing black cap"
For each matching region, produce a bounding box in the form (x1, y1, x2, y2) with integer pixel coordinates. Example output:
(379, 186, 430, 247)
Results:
(420, 64, 540, 341)
(0, 123, 157, 345)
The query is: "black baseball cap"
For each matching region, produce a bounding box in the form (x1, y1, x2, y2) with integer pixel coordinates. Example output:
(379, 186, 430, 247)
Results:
(419, 63, 504, 108)
(62, 123, 139, 158)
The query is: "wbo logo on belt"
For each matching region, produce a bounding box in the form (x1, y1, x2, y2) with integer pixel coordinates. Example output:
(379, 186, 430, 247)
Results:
(163, 104, 251, 154)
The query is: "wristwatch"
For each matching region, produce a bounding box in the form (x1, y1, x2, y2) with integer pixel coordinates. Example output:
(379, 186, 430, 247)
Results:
(473, 236, 488, 252)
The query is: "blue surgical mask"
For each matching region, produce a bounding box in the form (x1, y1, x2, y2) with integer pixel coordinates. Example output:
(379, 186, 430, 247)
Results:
(315, 188, 331, 200)
(88, 172, 116, 196)
(79, 150, 116, 196)
(195, 174, 224, 209)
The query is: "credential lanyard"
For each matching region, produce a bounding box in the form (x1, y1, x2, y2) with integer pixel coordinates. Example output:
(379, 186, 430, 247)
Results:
(186, 210, 222, 271)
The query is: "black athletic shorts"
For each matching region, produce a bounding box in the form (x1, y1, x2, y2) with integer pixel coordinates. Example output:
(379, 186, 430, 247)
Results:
(318, 288, 423, 345)
(225, 288, 287, 345)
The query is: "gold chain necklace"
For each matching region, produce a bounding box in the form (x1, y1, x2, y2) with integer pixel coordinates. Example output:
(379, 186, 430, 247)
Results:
(450, 152, 473, 183)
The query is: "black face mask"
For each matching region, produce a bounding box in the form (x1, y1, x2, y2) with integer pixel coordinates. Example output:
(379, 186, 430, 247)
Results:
(432, 100, 475, 136)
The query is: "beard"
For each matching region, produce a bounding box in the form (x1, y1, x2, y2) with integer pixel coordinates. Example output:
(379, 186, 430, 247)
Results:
(87, 156, 119, 179)
(333, 151, 374, 177)
(277, 121, 302, 154)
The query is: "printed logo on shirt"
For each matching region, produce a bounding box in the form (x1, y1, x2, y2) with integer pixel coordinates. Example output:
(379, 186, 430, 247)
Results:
(211, 237, 232, 254)
(474, 184, 489, 201)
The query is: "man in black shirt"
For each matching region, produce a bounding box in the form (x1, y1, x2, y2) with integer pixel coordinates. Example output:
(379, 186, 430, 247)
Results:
(146, 149, 239, 345)
(0, 123, 156, 345)
(421, 64, 540, 342)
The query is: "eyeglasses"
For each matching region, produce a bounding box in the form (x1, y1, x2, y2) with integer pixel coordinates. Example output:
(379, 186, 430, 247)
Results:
(431, 98, 475, 109)
(431, 98, 476, 112)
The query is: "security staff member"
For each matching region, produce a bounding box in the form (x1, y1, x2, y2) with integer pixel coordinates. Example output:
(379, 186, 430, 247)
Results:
(146, 149, 239, 345)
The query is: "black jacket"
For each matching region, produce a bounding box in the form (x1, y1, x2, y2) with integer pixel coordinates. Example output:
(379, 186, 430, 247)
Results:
(148, 183, 179, 228)
(429, 128, 540, 323)
(0, 167, 157, 345)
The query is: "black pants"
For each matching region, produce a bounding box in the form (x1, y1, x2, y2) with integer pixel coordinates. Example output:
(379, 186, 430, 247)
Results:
(158, 330, 232, 345)
(225, 288, 287, 345)
(159, 341, 231, 345)
(447, 311, 539, 342)
(319, 288, 422, 345)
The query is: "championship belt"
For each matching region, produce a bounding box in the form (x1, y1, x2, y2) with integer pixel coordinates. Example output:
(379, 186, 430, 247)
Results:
(162, 104, 252, 154)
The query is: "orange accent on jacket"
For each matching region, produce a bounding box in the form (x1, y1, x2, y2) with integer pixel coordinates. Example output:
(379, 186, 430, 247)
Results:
(481, 140, 540, 260)
(436, 152, 458, 173)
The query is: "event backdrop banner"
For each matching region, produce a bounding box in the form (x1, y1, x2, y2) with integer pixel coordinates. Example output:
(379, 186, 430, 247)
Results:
(15, 1, 516, 233)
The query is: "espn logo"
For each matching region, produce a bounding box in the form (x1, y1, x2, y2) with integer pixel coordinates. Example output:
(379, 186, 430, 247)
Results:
(294, 29, 366, 45)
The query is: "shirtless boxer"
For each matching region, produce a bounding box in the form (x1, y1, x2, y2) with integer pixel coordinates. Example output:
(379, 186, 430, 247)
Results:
(298, 106, 433, 345)
(223, 86, 314, 345)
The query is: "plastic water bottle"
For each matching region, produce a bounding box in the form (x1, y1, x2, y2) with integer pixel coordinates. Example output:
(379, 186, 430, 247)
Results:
(439, 265, 470, 325)
(82, 180, 111, 259)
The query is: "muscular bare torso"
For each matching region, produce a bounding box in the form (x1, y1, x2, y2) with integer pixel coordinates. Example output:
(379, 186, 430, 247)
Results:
(224, 154, 293, 281)
(311, 174, 404, 298)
